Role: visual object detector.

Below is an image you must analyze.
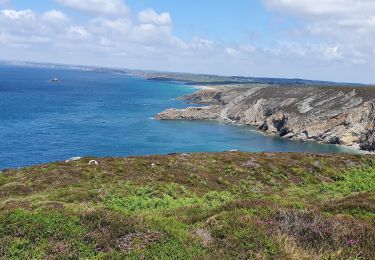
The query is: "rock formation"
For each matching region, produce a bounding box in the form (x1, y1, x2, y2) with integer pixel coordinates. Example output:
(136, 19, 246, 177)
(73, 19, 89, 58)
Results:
(156, 86, 375, 151)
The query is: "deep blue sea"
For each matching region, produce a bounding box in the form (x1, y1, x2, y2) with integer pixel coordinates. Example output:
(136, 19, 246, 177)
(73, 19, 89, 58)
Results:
(0, 65, 355, 169)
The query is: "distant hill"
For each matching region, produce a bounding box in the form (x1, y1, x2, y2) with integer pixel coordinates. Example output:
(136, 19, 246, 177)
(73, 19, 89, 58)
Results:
(0, 60, 367, 87)
(131, 71, 366, 87)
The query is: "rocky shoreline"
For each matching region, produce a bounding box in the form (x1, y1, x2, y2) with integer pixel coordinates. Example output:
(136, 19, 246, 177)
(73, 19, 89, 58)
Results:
(156, 86, 375, 151)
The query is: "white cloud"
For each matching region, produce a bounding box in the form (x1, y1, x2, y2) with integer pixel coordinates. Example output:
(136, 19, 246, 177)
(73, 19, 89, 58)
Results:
(0, 7, 205, 62)
(0, 9, 38, 37)
(42, 10, 69, 24)
(240, 44, 256, 53)
(67, 26, 90, 39)
(323, 46, 342, 61)
(55, 0, 128, 16)
(138, 9, 172, 26)
(263, 0, 375, 66)
(263, 0, 375, 20)
(226, 47, 240, 56)
(89, 18, 132, 36)
(190, 37, 214, 50)
(1, 9, 34, 20)
(2, 2, 375, 83)
(265, 0, 375, 38)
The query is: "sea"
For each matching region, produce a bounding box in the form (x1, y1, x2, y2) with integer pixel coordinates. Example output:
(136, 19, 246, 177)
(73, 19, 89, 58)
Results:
(0, 64, 356, 169)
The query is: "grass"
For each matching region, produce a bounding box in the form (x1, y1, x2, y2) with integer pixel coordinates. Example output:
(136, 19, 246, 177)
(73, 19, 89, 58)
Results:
(0, 152, 374, 259)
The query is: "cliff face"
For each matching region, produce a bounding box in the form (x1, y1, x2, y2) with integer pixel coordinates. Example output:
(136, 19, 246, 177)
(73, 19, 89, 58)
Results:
(156, 86, 375, 151)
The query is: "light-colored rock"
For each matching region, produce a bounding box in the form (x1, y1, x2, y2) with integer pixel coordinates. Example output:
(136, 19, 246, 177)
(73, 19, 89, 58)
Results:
(88, 160, 99, 166)
(65, 157, 82, 163)
(282, 133, 295, 139)
(155, 106, 222, 121)
(156, 86, 375, 151)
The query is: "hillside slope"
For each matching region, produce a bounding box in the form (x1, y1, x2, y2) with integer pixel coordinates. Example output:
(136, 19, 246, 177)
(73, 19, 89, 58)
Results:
(1, 152, 375, 259)
(156, 86, 375, 151)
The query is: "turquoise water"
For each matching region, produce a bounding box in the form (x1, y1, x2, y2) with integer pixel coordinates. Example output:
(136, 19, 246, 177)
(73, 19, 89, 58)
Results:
(0, 65, 353, 169)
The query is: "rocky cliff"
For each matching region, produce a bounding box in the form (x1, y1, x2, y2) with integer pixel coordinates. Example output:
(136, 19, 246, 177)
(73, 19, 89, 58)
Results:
(156, 86, 375, 151)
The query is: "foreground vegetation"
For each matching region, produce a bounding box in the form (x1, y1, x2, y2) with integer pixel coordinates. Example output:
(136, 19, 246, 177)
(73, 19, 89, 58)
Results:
(0, 152, 375, 259)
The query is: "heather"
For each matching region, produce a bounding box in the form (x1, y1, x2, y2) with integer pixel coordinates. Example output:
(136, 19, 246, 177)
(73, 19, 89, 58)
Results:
(0, 152, 374, 259)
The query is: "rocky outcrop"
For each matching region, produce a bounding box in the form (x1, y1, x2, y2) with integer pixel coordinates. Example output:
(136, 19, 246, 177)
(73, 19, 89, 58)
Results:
(155, 86, 375, 151)
(156, 106, 222, 121)
(361, 131, 375, 151)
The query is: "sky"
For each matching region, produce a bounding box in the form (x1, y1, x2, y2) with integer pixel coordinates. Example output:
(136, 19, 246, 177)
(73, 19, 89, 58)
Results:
(0, 0, 374, 83)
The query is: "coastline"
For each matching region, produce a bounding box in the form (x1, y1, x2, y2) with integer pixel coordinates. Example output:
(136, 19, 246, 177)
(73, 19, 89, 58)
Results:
(6, 67, 366, 170)
(135, 75, 375, 155)
(156, 85, 375, 154)
(202, 113, 367, 155)
(219, 117, 369, 154)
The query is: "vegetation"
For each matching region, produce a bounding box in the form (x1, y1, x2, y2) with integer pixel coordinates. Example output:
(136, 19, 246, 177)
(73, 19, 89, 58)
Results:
(0, 152, 374, 259)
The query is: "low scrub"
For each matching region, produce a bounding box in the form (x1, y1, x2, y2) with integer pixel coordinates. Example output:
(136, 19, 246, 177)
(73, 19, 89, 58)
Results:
(0, 152, 374, 258)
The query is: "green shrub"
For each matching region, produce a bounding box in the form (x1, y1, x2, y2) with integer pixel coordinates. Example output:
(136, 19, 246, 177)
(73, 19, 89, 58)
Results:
(321, 167, 375, 196)
(206, 212, 280, 258)
(105, 184, 233, 213)
(0, 209, 93, 258)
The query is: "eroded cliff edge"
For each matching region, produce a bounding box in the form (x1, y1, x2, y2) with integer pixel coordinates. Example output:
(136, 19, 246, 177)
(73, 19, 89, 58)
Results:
(156, 86, 375, 151)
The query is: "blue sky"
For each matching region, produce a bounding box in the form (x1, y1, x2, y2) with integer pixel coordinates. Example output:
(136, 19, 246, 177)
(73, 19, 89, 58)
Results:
(8, 0, 275, 40)
(1, 0, 375, 83)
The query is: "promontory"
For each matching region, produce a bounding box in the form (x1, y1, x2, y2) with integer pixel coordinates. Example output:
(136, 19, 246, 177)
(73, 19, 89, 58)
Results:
(156, 86, 375, 151)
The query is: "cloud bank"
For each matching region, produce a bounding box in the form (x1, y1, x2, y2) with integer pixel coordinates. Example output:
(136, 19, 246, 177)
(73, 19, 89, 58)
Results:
(263, 0, 375, 65)
(55, 0, 129, 16)
(0, 0, 374, 83)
